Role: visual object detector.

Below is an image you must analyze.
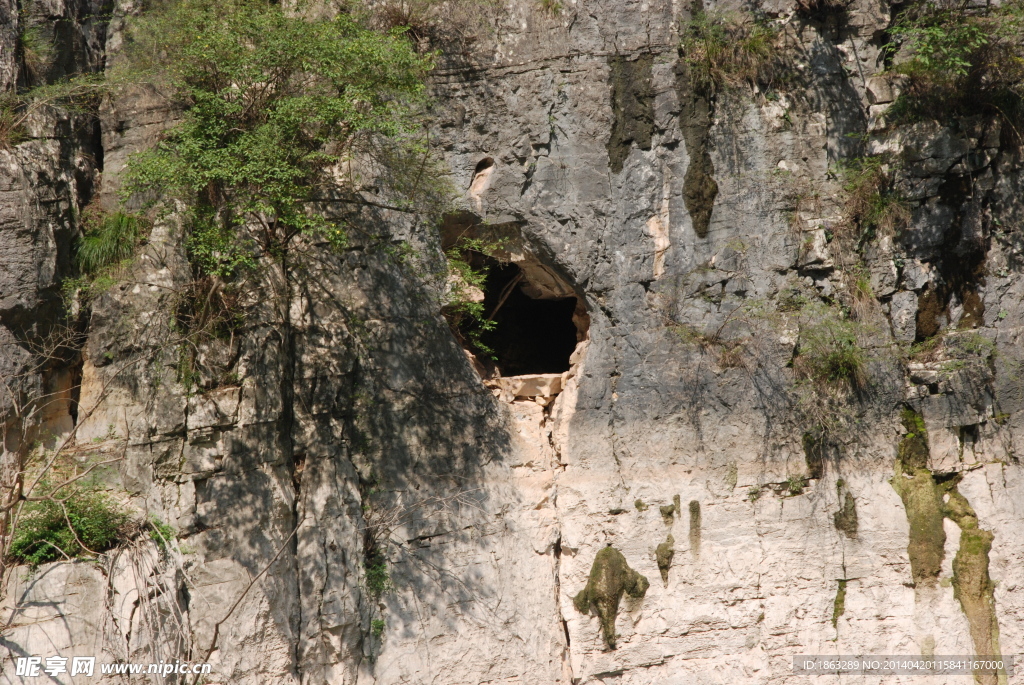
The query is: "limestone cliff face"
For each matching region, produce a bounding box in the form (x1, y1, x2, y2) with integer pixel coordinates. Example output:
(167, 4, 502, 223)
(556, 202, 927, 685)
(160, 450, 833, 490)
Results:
(2, 1, 1024, 684)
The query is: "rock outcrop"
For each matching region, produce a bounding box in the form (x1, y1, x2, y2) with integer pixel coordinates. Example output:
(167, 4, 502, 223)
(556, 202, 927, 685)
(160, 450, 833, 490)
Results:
(2, 0, 1024, 684)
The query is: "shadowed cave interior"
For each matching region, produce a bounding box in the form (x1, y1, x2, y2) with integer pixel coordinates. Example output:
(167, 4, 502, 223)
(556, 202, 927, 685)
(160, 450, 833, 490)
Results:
(478, 261, 579, 376)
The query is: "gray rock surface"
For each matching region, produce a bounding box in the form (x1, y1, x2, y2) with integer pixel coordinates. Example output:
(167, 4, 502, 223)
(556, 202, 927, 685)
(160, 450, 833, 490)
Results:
(2, 1, 1024, 684)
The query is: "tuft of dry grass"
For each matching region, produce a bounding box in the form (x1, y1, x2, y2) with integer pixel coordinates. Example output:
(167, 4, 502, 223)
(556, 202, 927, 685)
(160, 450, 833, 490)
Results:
(680, 12, 779, 95)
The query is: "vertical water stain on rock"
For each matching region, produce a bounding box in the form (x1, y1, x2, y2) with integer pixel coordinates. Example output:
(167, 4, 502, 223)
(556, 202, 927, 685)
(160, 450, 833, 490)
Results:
(803, 431, 826, 480)
(675, 52, 717, 238)
(688, 500, 701, 558)
(656, 534, 674, 584)
(573, 546, 650, 649)
(833, 488, 858, 537)
(606, 54, 654, 174)
(832, 579, 848, 629)
(891, 409, 945, 587)
(944, 486, 1002, 685)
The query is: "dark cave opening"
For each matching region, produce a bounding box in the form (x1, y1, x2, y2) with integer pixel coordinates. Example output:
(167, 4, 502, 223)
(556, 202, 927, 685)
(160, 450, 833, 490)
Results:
(482, 262, 579, 376)
(469, 260, 582, 377)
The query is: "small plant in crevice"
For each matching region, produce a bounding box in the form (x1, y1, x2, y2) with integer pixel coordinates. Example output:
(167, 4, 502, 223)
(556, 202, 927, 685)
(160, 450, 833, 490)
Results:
(440, 236, 507, 358)
(0, 96, 27, 149)
(939, 331, 996, 374)
(368, 0, 503, 47)
(17, 2, 55, 85)
(364, 548, 394, 600)
(836, 156, 910, 247)
(791, 305, 879, 440)
(680, 11, 780, 96)
(901, 330, 995, 375)
(669, 304, 754, 371)
(62, 206, 149, 311)
(538, 0, 562, 16)
(795, 309, 869, 388)
(848, 270, 877, 322)
(370, 618, 386, 639)
(148, 517, 177, 551)
(75, 208, 149, 278)
(785, 476, 806, 495)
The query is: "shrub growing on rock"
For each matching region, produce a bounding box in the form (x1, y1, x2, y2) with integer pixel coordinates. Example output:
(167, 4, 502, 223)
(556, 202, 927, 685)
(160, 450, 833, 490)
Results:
(8, 491, 132, 566)
(886, 0, 1024, 131)
(119, 0, 438, 275)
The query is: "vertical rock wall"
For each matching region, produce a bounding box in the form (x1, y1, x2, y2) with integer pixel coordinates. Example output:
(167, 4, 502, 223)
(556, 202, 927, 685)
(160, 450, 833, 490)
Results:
(1, 1, 1023, 684)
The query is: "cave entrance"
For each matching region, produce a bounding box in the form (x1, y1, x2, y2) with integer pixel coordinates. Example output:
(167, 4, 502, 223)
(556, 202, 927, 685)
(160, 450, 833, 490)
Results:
(477, 261, 581, 376)
(441, 214, 589, 401)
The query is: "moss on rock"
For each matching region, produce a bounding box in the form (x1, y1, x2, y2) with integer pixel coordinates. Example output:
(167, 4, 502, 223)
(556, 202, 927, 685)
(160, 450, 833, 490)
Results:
(832, 579, 848, 629)
(898, 407, 930, 473)
(660, 494, 681, 524)
(944, 486, 1002, 684)
(573, 546, 650, 649)
(833, 490, 858, 537)
(891, 465, 946, 587)
(891, 408, 945, 586)
(656, 534, 675, 584)
(889, 410, 1004, 680)
(688, 500, 701, 557)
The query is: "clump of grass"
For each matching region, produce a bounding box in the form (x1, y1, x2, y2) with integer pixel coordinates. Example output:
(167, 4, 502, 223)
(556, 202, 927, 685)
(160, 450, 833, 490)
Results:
(538, 0, 561, 15)
(786, 476, 806, 495)
(75, 208, 147, 277)
(9, 491, 133, 567)
(680, 11, 779, 95)
(796, 309, 868, 388)
(848, 270, 877, 321)
(371, 618, 386, 638)
(837, 156, 910, 242)
(0, 97, 27, 150)
(18, 15, 54, 84)
(947, 331, 995, 358)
